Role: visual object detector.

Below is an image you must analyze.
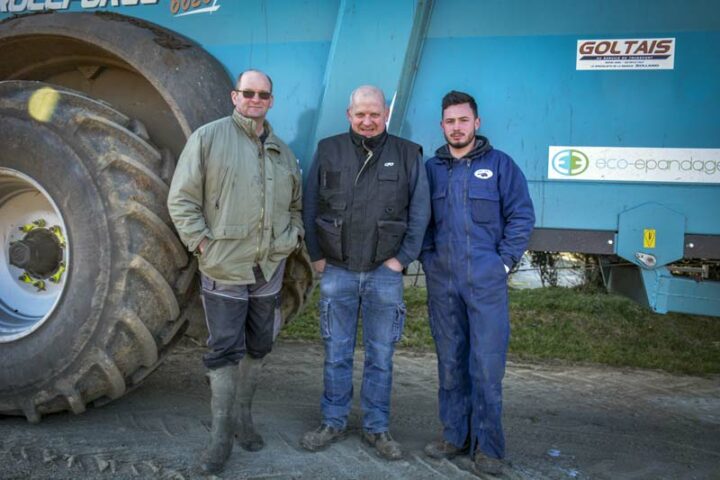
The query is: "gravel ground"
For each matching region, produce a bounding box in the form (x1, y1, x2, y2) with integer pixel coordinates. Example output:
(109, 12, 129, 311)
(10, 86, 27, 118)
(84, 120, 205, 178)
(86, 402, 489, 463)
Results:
(1, 339, 718, 480)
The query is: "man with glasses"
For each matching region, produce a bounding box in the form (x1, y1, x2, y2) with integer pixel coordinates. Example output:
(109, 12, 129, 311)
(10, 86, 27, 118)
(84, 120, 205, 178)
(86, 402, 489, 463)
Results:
(168, 70, 303, 474)
(300, 85, 430, 460)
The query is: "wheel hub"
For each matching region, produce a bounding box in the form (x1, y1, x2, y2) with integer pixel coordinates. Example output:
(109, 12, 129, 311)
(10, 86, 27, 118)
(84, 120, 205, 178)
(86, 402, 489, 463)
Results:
(0, 168, 69, 342)
(10, 227, 64, 279)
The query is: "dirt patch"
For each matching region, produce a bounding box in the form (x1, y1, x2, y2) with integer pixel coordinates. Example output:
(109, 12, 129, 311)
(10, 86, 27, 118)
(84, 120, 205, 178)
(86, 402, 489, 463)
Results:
(1, 339, 718, 479)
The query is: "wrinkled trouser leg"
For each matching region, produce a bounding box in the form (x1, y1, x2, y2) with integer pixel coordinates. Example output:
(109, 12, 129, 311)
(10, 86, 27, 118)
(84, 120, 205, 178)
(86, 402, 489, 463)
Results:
(360, 264, 406, 433)
(427, 279, 471, 448)
(235, 261, 285, 450)
(466, 255, 510, 459)
(319, 265, 360, 430)
(200, 275, 249, 369)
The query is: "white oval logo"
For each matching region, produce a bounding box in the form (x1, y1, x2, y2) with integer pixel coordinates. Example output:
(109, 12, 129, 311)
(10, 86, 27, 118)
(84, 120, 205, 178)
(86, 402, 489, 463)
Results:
(474, 169, 493, 179)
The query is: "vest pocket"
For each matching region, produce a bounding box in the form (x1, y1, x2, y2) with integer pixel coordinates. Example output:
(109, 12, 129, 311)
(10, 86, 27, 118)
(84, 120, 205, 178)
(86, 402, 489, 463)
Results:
(468, 186, 500, 224)
(315, 216, 344, 261)
(374, 220, 407, 262)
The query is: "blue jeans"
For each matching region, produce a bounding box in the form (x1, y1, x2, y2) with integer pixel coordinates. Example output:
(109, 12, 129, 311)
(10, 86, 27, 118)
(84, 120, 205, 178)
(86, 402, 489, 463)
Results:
(319, 263, 406, 433)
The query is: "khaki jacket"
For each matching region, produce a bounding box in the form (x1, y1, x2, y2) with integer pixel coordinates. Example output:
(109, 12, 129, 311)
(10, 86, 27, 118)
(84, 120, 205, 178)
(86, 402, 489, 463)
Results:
(168, 110, 303, 284)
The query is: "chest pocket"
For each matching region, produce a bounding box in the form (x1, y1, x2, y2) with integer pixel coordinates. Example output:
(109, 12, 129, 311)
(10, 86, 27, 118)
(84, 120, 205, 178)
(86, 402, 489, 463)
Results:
(468, 184, 500, 224)
(272, 161, 294, 212)
(376, 162, 400, 210)
(431, 182, 447, 226)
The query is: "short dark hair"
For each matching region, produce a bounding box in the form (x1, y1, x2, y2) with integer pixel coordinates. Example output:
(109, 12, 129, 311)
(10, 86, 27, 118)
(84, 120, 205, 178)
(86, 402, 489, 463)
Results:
(236, 69, 273, 92)
(442, 90, 478, 118)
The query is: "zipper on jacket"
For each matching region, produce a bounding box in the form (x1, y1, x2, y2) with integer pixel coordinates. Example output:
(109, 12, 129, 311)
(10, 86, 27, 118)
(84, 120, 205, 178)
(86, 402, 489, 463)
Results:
(255, 142, 266, 263)
(215, 167, 230, 209)
(354, 140, 374, 185)
(446, 163, 453, 274)
(464, 158, 472, 282)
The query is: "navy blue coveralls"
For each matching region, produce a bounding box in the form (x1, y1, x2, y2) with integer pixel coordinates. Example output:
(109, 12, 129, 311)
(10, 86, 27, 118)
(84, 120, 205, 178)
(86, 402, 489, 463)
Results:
(420, 136, 534, 459)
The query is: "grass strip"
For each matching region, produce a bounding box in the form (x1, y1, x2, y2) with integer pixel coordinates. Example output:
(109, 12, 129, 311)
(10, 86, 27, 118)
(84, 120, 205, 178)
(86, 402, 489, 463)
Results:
(280, 286, 720, 375)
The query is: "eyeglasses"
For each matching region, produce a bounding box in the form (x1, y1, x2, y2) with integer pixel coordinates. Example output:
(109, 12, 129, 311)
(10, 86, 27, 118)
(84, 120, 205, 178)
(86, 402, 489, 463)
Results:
(235, 89, 272, 100)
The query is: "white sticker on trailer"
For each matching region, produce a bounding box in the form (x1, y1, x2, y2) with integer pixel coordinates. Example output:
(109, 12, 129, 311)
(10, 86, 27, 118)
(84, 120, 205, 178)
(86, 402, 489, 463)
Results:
(548, 146, 720, 184)
(0, 0, 158, 13)
(576, 38, 675, 70)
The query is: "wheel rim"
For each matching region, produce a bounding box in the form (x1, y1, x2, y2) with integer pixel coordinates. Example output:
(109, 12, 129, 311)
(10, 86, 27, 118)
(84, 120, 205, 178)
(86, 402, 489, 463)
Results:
(0, 167, 69, 342)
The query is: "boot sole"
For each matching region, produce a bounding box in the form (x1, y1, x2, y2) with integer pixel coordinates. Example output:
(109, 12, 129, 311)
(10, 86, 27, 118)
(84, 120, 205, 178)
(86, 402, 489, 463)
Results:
(361, 435, 403, 461)
(424, 444, 470, 460)
(300, 431, 347, 452)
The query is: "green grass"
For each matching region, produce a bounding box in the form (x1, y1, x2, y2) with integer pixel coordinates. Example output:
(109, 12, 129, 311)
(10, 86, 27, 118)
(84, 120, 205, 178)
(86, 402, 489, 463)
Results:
(280, 286, 720, 375)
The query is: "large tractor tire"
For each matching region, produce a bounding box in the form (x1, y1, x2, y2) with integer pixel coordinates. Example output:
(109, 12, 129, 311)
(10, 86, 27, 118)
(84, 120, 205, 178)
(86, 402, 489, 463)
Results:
(0, 13, 315, 423)
(0, 81, 194, 422)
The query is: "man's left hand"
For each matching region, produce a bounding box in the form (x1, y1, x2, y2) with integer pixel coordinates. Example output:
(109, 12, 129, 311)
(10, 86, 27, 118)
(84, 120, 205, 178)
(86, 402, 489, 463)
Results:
(383, 257, 403, 273)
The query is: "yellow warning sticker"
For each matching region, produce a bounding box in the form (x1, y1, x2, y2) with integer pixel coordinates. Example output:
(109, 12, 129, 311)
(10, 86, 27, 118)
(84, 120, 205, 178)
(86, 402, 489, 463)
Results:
(643, 229, 656, 249)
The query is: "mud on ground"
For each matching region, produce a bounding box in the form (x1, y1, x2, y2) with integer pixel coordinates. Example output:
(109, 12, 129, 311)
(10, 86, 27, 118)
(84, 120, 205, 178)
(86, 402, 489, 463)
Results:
(1, 339, 718, 480)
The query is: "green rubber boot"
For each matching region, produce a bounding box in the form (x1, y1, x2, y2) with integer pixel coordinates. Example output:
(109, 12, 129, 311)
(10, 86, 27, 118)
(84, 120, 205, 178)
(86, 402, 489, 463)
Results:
(198, 365, 239, 475)
(235, 355, 265, 451)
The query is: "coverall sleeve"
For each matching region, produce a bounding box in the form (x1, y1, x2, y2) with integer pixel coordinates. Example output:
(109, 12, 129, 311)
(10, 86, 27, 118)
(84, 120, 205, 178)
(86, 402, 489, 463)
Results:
(301, 151, 323, 262)
(395, 153, 431, 267)
(419, 158, 436, 262)
(167, 130, 211, 253)
(497, 156, 535, 269)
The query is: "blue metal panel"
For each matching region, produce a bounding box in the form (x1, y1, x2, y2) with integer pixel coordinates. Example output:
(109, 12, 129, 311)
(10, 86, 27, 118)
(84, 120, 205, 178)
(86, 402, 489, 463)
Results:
(641, 268, 720, 316)
(617, 203, 685, 268)
(306, 0, 421, 164)
(403, 0, 720, 236)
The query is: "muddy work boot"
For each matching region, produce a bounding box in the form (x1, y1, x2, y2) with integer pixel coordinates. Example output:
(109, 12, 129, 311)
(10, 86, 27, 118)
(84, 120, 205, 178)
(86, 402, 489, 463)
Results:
(471, 450, 504, 476)
(362, 431, 403, 460)
(235, 355, 265, 452)
(424, 439, 469, 460)
(198, 365, 239, 475)
(300, 424, 347, 452)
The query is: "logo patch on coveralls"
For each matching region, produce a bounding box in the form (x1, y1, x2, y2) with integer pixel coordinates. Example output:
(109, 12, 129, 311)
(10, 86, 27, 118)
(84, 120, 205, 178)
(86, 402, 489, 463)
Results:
(474, 169, 493, 179)
(384, 162, 395, 167)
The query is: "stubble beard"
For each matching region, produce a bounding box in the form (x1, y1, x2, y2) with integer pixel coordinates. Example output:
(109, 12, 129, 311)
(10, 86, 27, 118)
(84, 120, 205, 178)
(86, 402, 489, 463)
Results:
(445, 132, 475, 150)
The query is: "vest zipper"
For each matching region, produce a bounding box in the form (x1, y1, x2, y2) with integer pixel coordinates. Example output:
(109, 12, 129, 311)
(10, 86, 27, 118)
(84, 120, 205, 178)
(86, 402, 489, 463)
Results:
(354, 141, 374, 185)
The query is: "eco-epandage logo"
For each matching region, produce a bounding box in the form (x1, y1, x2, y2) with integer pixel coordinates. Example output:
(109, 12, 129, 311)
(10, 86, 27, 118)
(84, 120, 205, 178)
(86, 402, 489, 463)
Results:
(548, 146, 720, 184)
(551, 149, 589, 176)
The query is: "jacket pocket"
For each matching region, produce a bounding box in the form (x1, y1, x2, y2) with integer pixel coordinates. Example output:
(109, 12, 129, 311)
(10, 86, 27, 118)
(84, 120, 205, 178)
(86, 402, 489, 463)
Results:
(468, 186, 500, 224)
(374, 220, 407, 262)
(315, 216, 344, 261)
(270, 213, 298, 261)
(200, 224, 252, 272)
(214, 166, 231, 210)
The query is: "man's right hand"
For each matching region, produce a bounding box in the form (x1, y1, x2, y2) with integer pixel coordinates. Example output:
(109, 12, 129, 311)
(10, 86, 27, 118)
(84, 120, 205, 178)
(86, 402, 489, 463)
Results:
(312, 259, 326, 273)
(197, 237, 208, 255)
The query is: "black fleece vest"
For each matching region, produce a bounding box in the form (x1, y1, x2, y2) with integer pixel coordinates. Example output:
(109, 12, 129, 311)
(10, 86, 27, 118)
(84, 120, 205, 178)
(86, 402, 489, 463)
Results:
(315, 132, 421, 272)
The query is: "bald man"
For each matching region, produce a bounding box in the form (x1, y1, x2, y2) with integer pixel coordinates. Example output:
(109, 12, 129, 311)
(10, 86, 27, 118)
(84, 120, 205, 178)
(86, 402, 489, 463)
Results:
(168, 69, 303, 474)
(300, 85, 430, 460)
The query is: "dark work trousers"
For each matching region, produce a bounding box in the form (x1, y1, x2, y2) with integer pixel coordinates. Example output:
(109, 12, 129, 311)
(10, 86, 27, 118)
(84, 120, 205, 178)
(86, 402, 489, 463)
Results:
(200, 260, 285, 369)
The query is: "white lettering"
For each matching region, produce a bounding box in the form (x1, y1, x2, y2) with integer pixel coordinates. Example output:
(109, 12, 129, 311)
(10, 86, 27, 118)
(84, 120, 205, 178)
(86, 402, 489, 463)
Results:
(26, 0, 44, 11)
(47, 0, 70, 9)
(1, 0, 149, 10)
(9, 0, 28, 13)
